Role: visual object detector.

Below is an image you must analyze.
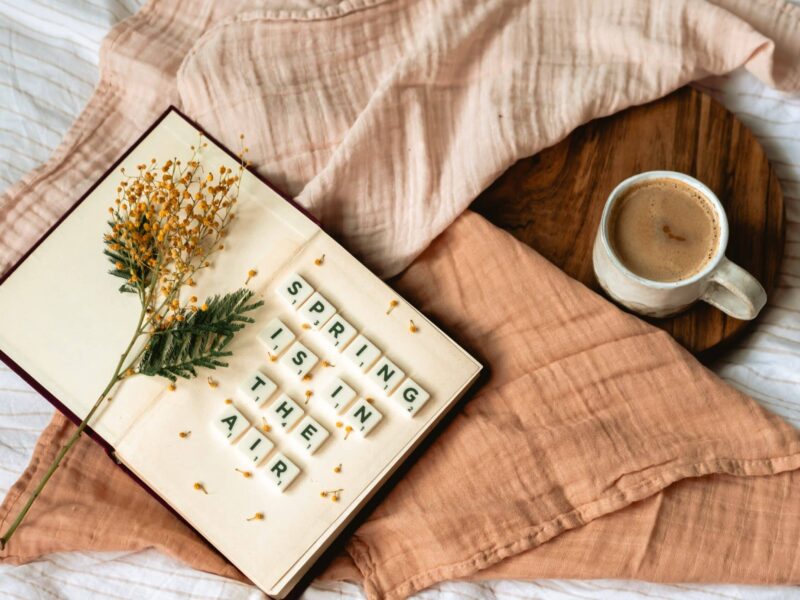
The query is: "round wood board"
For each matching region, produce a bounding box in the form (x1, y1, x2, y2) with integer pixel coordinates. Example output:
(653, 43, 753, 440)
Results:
(471, 86, 784, 358)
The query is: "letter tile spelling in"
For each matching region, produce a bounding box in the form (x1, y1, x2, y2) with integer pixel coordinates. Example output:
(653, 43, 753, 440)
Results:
(344, 398, 383, 436)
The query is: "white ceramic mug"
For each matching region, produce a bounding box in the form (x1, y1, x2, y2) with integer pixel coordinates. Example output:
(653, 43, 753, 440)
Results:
(592, 171, 767, 319)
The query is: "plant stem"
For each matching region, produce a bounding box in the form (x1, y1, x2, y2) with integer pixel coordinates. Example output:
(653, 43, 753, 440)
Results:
(0, 300, 149, 550)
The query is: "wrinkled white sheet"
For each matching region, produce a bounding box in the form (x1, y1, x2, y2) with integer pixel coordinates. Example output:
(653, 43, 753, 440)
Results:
(0, 0, 798, 598)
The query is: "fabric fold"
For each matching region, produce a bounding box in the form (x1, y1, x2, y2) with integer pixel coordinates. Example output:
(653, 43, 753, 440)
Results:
(176, 0, 800, 277)
(341, 211, 800, 599)
(466, 469, 800, 585)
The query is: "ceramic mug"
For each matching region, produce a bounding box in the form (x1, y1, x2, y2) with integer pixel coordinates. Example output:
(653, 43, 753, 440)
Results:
(592, 170, 767, 319)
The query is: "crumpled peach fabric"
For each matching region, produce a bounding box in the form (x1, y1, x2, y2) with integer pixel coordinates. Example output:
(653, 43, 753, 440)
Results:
(2, 0, 800, 598)
(347, 212, 800, 598)
(1, 0, 799, 278)
(2, 212, 800, 599)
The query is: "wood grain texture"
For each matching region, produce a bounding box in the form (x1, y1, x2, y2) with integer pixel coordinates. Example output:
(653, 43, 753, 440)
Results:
(471, 86, 784, 357)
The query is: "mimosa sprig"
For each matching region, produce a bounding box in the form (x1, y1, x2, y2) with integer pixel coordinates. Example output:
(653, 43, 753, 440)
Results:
(0, 136, 262, 549)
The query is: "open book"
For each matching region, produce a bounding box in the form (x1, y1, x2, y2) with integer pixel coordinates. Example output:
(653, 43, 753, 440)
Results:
(0, 108, 482, 597)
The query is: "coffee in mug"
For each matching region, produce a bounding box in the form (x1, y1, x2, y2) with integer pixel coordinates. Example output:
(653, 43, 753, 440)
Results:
(592, 171, 767, 319)
(608, 178, 720, 282)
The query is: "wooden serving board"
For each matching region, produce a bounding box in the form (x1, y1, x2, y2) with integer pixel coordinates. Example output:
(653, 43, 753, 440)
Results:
(471, 86, 784, 358)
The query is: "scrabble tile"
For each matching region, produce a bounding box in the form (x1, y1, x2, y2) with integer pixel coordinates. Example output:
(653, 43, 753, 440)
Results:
(264, 452, 301, 491)
(258, 317, 296, 355)
(280, 340, 319, 379)
(291, 415, 330, 455)
(391, 378, 431, 416)
(344, 398, 383, 436)
(239, 370, 277, 406)
(299, 291, 337, 329)
(320, 314, 358, 350)
(236, 427, 275, 464)
(343, 334, 382, 371)
(277, 272, 314, 308)
(267, 393, 305, 430)
(367, 356, 405, 394)
(214, 405, 250, 441)
(320, 377, 357, 412)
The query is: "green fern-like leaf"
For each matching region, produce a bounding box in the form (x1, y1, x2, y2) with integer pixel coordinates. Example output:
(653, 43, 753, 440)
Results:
(136, 288, 263, 381)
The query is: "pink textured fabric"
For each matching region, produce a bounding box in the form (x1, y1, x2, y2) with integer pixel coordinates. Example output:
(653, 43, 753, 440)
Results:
(178, 0, 800, 276)
(0, 0, 799, 278)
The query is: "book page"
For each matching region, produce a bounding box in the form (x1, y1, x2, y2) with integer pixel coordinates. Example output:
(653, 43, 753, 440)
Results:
(0, 109, 481, 597)
(115, 229, 480, 595)
(0, 110, 315, 446)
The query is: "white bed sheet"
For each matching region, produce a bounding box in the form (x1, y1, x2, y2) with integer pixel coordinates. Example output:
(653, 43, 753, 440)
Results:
(0, 1, 798, 598)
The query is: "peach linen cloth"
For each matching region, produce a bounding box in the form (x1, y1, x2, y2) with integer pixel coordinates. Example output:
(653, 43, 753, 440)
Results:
(3, 212, 800, 598)
(1, 0, 800, 598)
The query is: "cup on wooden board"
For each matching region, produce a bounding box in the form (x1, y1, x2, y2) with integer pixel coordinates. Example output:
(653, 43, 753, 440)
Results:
(592, 170, 767, 320)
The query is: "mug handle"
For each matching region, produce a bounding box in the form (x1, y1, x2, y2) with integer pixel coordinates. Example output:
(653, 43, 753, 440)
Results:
(700, 257, 767, 320)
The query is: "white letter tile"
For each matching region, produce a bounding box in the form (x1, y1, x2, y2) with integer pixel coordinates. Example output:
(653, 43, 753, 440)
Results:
(236, 427, 275, 464)
(367, 356, 405, 394)
(343, 334, 382, 371)
(267, 393, 305, 430)
(299, 291, 337, 329)
(344, 398, 383, 437)
(258, 317, 296, 356)
(239, 370, 277, 406)
(291, 415, 330, 455)
(390, 378, 431, 417)
(264, 452, 301, 491)
(320, 314, 358, 350)
(320, 376, 357, 412)
(214, 405, 250, 441)
(277, 272, 314, 308)
(279, 340, 319, 379)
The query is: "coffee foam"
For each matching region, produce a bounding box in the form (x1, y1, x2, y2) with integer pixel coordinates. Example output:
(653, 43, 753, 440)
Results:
(609, 177, 720, 282)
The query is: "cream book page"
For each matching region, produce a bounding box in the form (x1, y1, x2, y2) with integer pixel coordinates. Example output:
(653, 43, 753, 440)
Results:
(117, 229, 481, 596)
(0, 112, 315, 446)
(0, 110, 482, 597)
